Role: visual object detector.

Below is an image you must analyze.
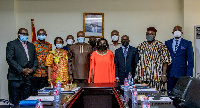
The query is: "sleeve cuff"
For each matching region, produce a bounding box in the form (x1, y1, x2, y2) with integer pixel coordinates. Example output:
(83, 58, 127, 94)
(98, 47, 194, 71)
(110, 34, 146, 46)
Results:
(18, 67, 23, 74)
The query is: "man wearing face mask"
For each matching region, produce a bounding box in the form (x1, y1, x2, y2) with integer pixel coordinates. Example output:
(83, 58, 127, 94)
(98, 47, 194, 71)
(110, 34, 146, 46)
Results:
(115, 35, 139, 83)
(88, 36, 98, 52)
(135, 27, 172, 90)
(6, 28, 38, 106)
(32, 29, 52, 95)
(63, 35, 75, 51)
(109, 30, 122, 55)
(165, 25, 194, 92)
(69, 31, 92, 83)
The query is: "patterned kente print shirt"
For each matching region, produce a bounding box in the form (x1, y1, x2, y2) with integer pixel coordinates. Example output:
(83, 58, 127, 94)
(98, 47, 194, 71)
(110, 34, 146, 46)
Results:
(33, 40, 52, 77)
(135, 40, 172, 90)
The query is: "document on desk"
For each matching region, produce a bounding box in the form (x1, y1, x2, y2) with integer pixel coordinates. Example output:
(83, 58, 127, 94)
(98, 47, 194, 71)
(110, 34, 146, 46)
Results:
(140, 88, 157, 92)
(140, 97, 173, 103)
(149, 97, 173, 102)
(26, 96, 54, 101)
(61, 87, 81, 93)
(137, 88, 158, 94)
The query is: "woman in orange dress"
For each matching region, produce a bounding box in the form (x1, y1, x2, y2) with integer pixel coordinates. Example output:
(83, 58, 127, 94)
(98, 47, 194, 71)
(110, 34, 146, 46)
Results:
(88, 38, 116, 83)
(45, 37, 69, 86)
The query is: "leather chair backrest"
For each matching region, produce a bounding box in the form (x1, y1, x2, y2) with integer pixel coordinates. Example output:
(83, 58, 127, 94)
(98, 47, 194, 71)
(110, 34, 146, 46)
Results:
(172, 76, 192, 99)
(183, 78, 200, 108)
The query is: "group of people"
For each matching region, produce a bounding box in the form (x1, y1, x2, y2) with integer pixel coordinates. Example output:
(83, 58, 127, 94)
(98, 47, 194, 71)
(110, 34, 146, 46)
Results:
(6, 25, 194, 106)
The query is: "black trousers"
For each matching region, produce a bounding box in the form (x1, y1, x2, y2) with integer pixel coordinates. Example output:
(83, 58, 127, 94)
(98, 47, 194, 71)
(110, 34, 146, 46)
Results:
(167, 76, 179, 92)
(31, 76, 48, 95)
(8, 76, 32, 106)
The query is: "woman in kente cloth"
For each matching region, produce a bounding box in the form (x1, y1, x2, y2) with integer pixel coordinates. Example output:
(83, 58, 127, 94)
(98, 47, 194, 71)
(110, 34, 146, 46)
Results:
(46, 37, 69, 86)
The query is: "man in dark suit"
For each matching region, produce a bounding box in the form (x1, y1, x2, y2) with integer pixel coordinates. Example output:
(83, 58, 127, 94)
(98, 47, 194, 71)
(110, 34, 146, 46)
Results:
(115, 35, 139, 83)
(165, 25, 194, 91)
(6, 28, 38, 106)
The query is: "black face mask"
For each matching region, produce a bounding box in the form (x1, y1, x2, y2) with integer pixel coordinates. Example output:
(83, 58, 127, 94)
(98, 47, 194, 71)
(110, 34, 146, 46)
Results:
(90, 41, 96, 48)
(98, 44, 107, 51)
(122, 41, 129, 47)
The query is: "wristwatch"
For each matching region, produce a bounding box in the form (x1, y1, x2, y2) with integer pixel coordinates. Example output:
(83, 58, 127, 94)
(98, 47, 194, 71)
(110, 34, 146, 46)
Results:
(162, 74, 167, 77)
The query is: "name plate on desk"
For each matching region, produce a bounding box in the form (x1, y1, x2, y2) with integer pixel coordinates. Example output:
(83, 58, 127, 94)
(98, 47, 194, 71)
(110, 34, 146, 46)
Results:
(38, 87, 53, 95)
(61, 87, 81, 94)
(140, 97, 173, 105)
(22, 96, 54, 106)
(137, 88, 158, 95)
(26, 96, 54, 101)
(38, 87, 81, 95)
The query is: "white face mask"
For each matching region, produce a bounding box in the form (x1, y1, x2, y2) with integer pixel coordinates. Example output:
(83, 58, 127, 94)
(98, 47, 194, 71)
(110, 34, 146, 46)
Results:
(56, 44, 62, 49)
(67, 39, 73, 45)
(77, 37, 85, 43)
(37, 35, 46, 40)
(174, 30, 182, 37)
(112, 35, 118, 41)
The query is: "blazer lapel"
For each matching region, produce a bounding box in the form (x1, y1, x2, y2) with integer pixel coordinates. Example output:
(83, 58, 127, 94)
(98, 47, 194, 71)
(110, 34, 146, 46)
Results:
(126, 46, 132, 59)
(119, 47, 125, 63)
(27, 42, 32, 61)
(16, 39, 29, 61)
(168, 39, 175, 56)
(16, 39, 27, 56)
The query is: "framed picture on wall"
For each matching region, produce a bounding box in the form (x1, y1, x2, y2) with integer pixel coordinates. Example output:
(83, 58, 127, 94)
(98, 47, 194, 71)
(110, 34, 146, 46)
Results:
(83, 13, 104, 38)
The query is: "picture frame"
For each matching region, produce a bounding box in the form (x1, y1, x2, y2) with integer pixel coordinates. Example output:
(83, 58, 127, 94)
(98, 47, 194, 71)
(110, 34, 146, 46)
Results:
(83, 13, 104, 38)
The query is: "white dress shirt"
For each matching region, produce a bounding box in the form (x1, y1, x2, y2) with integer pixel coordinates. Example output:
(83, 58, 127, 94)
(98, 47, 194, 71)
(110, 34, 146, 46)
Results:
(172, 37, 182, 52)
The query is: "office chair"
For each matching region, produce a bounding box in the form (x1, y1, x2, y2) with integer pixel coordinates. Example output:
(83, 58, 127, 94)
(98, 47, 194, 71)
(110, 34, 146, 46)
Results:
(171, 76, 192, 100)
(180, 77, 200, 108)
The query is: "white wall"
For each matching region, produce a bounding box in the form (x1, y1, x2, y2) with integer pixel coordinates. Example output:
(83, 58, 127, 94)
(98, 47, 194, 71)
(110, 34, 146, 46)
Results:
(0, 0, 15, 99)
(15, 0, 183, 49)
(183, 0, 200, 77)
(184, 0, 200, 42)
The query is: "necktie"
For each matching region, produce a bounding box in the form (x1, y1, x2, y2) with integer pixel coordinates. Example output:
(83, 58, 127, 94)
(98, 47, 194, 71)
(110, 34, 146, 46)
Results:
(124, 48, 127, 58)
(175, 40, 179, 53)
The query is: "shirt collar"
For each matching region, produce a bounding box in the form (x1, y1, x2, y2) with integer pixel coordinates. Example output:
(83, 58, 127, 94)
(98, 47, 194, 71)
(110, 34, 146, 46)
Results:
(18, 38, 27, 44)
(122, 45, 129, 49)
(173, 37, 182, 41)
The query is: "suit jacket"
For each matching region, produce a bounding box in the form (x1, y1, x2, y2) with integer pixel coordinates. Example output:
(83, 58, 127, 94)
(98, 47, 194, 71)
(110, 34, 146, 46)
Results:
(165, 38, 194, 78)
(6, 39, 38, 80)
(115, 46, 139, 82)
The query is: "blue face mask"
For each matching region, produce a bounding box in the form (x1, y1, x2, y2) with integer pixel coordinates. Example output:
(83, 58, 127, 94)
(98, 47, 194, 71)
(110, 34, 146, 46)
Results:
(20, 35, 28, 42)
(56, 44, 63, 49)
(37, 35, 46, 40)
(77, 37, 85, 44)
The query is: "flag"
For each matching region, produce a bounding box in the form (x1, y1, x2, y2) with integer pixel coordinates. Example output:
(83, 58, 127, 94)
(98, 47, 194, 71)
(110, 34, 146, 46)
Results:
(31, 19, 36, 42)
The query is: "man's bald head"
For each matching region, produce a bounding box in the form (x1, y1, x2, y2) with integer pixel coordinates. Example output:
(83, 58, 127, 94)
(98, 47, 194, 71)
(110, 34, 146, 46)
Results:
(121, 35, 129, 41)
(18, 28, 28, 35)
(111, 30, 119, 37)
(77, 31, 85, 38)
(172, 25, 183, 34)
(17, 28, 29, 38)
(121, 35, 130, 47)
